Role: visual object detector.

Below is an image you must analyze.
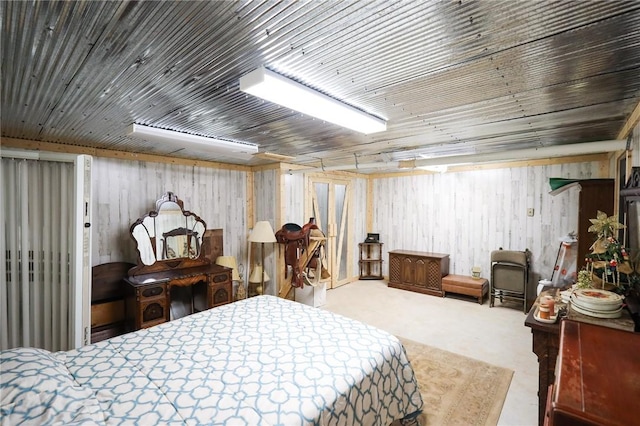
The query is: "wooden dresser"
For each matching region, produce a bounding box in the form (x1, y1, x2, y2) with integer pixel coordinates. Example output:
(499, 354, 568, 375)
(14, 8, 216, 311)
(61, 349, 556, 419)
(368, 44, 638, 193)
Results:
(388, 250, 450, 296)
(525, 288, 636, 426)
(546, 320, 640, 426)
(125, 192, 233, 331)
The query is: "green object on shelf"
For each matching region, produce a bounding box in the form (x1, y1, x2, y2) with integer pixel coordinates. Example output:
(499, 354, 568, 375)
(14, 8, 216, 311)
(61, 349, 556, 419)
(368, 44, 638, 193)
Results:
(549, 178, 580, 195)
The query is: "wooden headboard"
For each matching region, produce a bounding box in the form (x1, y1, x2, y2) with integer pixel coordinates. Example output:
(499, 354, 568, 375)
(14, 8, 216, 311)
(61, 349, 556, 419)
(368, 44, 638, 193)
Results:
(91, 262, 135, 343)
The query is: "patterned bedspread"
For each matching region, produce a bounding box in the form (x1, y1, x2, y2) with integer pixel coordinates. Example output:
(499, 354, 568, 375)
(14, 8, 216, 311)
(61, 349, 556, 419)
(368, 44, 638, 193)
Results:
(1, 295, 423, 425)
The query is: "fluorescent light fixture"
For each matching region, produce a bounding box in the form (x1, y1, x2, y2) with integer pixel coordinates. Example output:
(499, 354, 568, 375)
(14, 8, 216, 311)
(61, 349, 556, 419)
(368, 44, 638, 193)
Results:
(128, 124, 258, 154)
(288, 139, 626, 174)
(239, 67, 387, 134)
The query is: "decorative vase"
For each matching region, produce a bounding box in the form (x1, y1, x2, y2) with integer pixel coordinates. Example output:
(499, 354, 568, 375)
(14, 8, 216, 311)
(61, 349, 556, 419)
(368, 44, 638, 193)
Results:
(236, 282, 247, 300)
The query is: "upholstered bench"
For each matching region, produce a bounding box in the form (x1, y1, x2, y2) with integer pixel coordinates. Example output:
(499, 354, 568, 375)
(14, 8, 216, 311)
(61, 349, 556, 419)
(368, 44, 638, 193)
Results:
(441, 274, 489, 304)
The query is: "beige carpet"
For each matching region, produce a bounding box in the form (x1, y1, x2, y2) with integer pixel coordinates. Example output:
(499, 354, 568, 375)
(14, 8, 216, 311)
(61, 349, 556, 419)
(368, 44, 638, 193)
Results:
(393, 338, 514, 426)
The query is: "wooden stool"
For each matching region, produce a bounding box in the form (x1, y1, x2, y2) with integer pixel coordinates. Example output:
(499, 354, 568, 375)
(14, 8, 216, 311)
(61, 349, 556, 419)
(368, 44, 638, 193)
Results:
(442, 274, 489, 304)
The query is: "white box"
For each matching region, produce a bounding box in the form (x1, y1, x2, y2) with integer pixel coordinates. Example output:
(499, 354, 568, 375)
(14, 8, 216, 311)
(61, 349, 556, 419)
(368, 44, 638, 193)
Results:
(295, 282, 327, 307)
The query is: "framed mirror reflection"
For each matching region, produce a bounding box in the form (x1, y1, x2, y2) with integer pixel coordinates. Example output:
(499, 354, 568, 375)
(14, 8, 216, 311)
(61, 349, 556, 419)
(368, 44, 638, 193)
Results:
(130, 192, 206, 266)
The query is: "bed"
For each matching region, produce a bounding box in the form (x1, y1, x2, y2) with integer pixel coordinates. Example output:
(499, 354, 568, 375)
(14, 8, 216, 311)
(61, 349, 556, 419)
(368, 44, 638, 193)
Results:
(1, 296, 423, 425)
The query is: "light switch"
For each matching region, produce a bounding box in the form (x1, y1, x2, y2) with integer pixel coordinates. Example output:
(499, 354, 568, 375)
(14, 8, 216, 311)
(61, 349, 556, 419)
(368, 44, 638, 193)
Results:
(527, 208, 535, 217)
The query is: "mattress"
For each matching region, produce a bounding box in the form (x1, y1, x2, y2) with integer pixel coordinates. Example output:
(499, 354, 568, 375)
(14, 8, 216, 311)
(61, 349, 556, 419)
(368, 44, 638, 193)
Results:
(1, 295, 423, 425)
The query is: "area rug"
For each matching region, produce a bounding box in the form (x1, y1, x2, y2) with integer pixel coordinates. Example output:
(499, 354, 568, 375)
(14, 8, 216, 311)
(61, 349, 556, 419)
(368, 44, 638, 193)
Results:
(392, 338, 514, 426)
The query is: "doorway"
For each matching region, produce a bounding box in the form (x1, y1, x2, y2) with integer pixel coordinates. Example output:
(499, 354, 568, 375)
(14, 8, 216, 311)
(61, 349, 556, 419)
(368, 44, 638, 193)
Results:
(306, 176, 352, 289)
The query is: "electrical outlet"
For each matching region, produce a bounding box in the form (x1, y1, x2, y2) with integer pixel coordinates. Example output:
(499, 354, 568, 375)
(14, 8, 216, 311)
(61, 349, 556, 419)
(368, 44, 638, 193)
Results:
(527, 208, 535, 217)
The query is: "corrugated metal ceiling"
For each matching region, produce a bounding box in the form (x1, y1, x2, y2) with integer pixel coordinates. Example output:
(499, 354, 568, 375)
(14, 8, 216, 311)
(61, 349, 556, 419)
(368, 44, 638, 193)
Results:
(1, 0, 639, 172)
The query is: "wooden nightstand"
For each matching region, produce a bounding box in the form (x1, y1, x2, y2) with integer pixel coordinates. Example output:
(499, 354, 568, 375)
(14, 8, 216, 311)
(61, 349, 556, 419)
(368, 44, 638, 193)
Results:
(359, 242, 383, 279)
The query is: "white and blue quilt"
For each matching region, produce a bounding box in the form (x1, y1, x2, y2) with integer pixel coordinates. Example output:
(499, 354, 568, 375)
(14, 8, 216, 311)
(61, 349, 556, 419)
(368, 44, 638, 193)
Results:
(1, 295, 423, 425)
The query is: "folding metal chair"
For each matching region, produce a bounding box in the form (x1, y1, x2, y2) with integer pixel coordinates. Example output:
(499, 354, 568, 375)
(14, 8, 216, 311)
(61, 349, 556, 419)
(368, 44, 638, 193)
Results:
(490, 248, 531, 313)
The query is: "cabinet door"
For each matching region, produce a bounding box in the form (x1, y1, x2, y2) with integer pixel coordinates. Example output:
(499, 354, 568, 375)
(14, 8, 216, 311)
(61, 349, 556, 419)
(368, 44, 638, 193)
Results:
(424, 258, 442, 291)
(208, 272, 232, 307)
(401, 257, 415, 285)
(414, 258, 428, 288)
(389, 254, 401, 283)
(137, 284, 169, 329)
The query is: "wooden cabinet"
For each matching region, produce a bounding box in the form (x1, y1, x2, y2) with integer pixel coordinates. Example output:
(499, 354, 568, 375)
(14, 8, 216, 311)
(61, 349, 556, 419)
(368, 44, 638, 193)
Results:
(551, 179, 614, 273)
(388, 250, 449, 296)
(359, 242, 383, 279)
(576, 179, 614, 271)
(545, 320, 640, 426)
(525, 288, 637, 426)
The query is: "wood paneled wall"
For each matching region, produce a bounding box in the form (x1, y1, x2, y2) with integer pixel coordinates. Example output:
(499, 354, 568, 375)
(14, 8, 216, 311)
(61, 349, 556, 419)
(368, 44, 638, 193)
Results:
(92, 157, 248, 267)
(351, 177, 368, 275)
(90, 154, 619, 296)
(633, 122, 640, 167)
(251, 168, 278, 295)
(283, 173, 305, 224)
(373, 161, 608, 284)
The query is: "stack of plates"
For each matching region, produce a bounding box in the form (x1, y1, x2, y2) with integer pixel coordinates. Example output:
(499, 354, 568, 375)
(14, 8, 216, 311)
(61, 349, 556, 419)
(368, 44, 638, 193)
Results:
(570, 288, 624, 319)
(559, 289, 573, 303)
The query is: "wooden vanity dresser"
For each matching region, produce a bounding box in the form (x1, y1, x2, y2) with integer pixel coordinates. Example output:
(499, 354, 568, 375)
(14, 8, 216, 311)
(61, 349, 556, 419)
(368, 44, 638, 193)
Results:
(124, 192, 232, 331)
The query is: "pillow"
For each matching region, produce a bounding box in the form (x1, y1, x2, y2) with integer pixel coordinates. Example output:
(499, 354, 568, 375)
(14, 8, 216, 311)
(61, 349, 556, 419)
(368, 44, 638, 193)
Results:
(1, 347, 105, 425)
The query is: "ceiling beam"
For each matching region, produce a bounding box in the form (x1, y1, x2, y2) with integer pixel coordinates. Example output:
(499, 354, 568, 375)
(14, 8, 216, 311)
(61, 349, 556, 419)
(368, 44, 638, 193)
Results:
(617, 99, 640, 140)
(0, 137, 251, 172)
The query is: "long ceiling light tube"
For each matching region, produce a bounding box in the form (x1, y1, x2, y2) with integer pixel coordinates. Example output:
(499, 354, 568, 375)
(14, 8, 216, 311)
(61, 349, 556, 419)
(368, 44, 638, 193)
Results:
(128, 124, 259, 154)
(412, 140, 626, 168)
(239, 67, 387, 134)
(289, 140, 626, 174)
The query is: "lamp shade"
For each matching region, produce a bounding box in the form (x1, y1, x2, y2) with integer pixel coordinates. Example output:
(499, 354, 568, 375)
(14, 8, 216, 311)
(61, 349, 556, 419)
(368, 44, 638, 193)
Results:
(215, 256, 241, 281)
(248, 221, 277, 243)
(249, 265, 270, 283)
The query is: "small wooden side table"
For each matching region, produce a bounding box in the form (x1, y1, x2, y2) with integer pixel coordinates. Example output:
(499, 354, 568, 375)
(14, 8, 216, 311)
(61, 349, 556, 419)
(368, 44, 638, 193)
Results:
(524, 295, 560, 426)
(359, 242, 383, 280)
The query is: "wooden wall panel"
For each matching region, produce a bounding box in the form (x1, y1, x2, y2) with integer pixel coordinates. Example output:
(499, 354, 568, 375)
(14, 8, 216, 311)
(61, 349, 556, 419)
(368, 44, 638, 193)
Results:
(251, 168, 278, 295)
(283, 173, 305, 224)
(374, 161, 606, 286)
(92, 158, 248, 268)
(351, 177, 368, 276)
(634, 122, 640, 167)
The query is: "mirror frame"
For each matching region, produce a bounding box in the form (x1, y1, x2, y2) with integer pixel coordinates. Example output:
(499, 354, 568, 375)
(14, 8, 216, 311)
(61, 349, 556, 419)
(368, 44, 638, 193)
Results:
(621, 167, 640, 248)
(620, 167, 640, 294)
(129, 192, 209, 275)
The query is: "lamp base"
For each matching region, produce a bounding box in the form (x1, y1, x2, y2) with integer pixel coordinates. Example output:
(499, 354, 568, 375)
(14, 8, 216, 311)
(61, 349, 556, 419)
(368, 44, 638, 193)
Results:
(248, 282, 263, 297)
(236, 282, 247, 300)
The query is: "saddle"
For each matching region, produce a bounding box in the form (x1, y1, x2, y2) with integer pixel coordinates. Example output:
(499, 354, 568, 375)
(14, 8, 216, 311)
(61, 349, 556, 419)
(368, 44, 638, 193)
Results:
(275, 218, 327, 289)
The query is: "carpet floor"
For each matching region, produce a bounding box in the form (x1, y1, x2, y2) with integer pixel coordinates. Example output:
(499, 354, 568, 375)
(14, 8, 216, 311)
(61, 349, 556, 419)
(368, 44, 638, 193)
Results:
(393, 337, 514, 426)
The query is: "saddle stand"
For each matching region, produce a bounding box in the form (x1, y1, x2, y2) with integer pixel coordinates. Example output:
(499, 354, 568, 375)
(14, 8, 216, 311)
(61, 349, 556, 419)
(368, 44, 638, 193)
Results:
(275, 218, 328, 296)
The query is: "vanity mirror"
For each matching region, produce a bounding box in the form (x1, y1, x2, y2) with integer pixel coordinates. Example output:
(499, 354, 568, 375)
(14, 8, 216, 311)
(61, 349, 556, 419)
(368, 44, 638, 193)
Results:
(621, 167, 640, 266)
(130, 192, 206, 266)
(125, 192, 232, 331)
